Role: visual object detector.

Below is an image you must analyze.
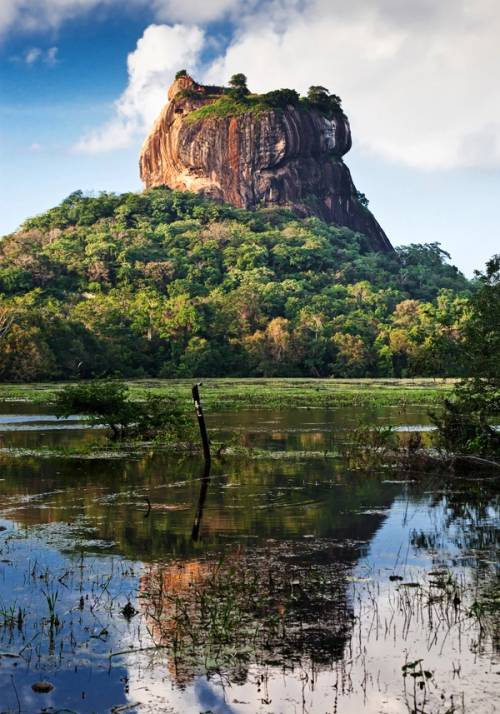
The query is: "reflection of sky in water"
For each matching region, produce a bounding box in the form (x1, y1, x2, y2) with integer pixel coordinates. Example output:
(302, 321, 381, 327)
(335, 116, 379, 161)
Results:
(195, 679, 237, 713)
(123, 491, 498, 713)
(0, 523, 139, 712)
(0, 404, 497, 712)
(357, 496, 440, 572)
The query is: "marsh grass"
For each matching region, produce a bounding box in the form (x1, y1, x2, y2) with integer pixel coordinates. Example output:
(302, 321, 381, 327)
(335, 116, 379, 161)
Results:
(0, 539, 139, 675)
(0, 377, 452, 410)
(0, 523, 496, 711)
(353, 565, 497, 714)
(469, 577, 500, 650)
(339, 424, 399, 469)
(139, 547, 352, 684)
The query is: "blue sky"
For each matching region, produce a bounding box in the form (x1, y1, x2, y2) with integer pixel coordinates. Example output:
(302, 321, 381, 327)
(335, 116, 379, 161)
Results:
(1, 1, 499, 276)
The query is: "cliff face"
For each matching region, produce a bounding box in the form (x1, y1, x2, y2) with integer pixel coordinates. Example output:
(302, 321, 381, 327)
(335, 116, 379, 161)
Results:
(140, 76, 393, 252)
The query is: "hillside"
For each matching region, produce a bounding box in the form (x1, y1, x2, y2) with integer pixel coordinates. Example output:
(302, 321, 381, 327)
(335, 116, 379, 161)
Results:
(0, 188, 471, 381)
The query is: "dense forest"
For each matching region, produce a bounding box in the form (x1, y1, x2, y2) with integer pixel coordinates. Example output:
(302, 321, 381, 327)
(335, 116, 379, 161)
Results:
(0, 188, 473, 381)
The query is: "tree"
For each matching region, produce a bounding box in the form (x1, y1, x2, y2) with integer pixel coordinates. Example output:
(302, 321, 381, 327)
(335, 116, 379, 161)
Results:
(0, 322, 56, 381)
(0, 306, 13, 340)
(463, 255, 500, 383)
(0, 185, 475, 381)
(433, 255, 500, 458)
(396, 243, 470, 300)
(307, 86, 329, 102)
(331, 332, 372, 377)
(306, 86, 343, 115)
(228, 73, 249, 100)
(261, 88, 300, 108)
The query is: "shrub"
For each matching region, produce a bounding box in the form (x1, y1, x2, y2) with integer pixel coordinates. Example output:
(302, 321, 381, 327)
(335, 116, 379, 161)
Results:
(304, 86, 343, 117)
(53, 381, 194, 442)
(356, 191, 369, 208)
(432, 387, 500, 459)
(261, 88, 300, 108)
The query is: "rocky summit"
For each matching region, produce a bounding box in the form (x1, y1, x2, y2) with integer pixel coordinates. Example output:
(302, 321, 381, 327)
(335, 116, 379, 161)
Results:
(140, 74, 393, 252)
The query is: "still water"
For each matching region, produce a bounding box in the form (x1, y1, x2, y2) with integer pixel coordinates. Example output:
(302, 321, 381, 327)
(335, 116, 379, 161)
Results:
(0, 404, 497, 713)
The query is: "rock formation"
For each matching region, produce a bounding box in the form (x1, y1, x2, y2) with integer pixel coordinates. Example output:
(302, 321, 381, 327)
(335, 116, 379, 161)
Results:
(140, 75, 393, 252)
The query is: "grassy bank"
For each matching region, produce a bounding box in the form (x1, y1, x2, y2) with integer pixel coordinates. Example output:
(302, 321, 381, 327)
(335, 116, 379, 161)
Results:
(0, 377, 453, 410)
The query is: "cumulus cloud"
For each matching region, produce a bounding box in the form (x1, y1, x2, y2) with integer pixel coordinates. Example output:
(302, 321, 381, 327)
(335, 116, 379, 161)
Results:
(74, 24, 204, 153)
(0, 0, 238, 37)
(0, 1, 126, 36)
(202, 0, 500, 170)
(55, 0, 500, 169)
(151, 0, 245, 24)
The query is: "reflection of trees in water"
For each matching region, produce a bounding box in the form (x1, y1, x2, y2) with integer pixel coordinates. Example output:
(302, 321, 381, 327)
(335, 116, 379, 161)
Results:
(0, 444, 399, 689)
(139, 542, 355, 687)
(0, 453, 398, 559)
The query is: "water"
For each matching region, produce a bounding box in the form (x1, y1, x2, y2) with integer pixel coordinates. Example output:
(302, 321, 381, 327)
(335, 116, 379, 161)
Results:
(0, 403, 497, 713)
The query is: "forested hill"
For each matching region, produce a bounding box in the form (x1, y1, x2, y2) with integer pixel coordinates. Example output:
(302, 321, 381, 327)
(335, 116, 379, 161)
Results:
(0, 188, 471, 381)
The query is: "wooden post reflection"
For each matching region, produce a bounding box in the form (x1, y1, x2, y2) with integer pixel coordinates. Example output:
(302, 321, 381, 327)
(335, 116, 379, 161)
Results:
(191, 462, 211, 541)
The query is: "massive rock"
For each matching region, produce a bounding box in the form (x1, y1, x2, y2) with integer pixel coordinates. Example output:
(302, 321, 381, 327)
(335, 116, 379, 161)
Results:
(140, 75, 393, 252)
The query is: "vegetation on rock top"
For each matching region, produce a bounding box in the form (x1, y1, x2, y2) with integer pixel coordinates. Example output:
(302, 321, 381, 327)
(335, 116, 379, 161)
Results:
(183, 73, 345, 124)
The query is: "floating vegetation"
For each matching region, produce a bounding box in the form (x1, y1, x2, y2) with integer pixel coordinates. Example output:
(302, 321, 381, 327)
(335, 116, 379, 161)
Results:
(0, 377, 453, 410)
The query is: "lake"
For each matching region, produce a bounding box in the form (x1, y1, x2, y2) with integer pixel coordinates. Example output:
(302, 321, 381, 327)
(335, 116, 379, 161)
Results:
(0, 401, 497, 713)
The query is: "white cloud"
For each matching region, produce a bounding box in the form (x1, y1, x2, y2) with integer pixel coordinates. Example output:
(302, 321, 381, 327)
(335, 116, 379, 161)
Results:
(1, 1, 119, 36)
(74, 24, 204, 153)
(151, 0, 244, 24)
(202, 0, 500, 170)
(46, 46, 58, 65)
(25, 47, 42, 64)
(10, 45, 59, 65)
(0, 0, 239, 37)
(18, 0, 500, 170)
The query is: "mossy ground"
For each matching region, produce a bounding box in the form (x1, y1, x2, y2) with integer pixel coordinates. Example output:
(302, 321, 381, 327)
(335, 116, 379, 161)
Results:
(184, 94, 275, 124)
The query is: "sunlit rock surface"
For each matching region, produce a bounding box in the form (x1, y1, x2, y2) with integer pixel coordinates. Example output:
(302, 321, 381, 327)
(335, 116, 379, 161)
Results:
(140, 75, 393, 253)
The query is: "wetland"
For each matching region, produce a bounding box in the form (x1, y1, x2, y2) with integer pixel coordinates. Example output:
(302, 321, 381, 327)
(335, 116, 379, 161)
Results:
(0, 381, 497, 713)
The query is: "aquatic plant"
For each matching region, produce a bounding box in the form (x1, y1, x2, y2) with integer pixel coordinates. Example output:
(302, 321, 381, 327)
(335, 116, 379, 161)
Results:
(41, 587, 59, 627)
(139, 548, 352, 684)
(339, 423, 399, 469)
(0, 377, 453, 410)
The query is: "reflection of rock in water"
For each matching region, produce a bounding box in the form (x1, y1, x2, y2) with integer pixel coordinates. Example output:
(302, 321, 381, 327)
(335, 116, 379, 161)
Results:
(139, 542, 354, 687)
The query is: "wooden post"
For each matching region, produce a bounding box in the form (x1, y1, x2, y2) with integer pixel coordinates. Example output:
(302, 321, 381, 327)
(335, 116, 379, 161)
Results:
(191, 383, 211, 541)
(192, 383, 211, 467)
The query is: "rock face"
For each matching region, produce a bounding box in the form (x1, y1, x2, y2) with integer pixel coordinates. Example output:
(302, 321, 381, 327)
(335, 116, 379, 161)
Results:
(140, 76, 393, 252)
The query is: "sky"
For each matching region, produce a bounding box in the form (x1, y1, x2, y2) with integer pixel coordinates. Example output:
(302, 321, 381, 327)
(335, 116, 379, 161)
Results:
(1, 0, 499, 276)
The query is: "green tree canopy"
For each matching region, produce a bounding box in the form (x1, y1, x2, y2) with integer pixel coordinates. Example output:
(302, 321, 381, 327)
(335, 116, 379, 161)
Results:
(0, 187, 474, 381)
